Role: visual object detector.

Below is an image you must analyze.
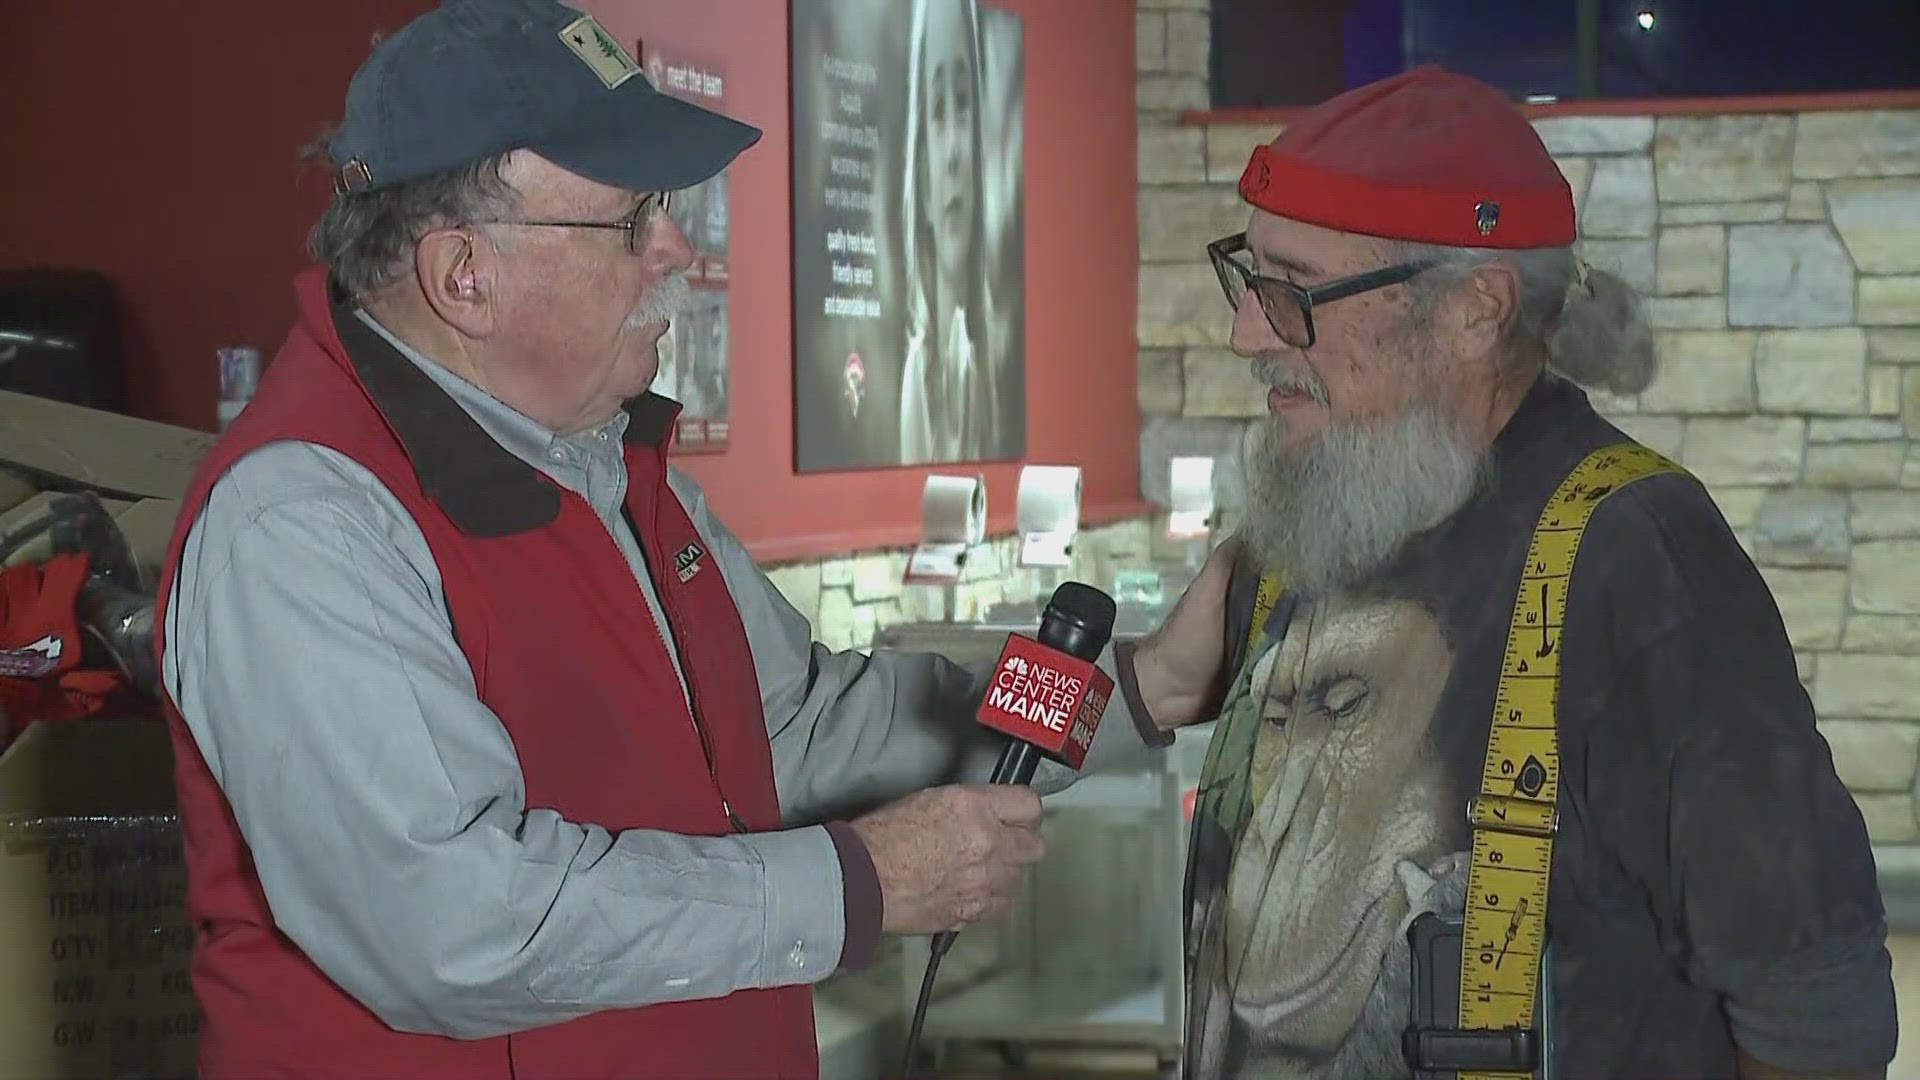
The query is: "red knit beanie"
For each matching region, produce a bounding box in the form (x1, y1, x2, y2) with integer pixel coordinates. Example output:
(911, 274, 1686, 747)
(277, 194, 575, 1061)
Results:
(1238, 65, 1576, 249)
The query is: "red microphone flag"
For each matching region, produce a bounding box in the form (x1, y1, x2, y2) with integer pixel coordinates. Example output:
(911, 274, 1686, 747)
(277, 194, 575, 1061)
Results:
(976, 633, 1114, 770)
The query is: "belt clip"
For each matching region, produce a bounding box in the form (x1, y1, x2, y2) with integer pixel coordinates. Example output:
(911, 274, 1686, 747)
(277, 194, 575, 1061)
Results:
(1403, 1024, 1540, 1072)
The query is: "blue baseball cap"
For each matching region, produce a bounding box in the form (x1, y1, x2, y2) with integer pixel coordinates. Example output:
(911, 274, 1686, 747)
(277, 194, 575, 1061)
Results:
(327, 0, 761, 196)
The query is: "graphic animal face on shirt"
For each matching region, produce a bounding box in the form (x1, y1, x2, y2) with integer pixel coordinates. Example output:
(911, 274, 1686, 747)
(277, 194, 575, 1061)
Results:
(1214, 596, 1465, 1077)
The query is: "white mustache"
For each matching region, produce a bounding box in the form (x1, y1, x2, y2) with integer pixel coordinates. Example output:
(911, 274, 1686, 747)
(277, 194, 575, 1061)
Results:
(1251, 356, 1329, 404)
(625, 272, 691, 330)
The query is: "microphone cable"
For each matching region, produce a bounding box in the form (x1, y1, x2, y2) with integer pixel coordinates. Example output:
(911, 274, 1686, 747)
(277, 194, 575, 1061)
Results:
(902, 929, 957, 1077)
(902, 719, 1050, 1073)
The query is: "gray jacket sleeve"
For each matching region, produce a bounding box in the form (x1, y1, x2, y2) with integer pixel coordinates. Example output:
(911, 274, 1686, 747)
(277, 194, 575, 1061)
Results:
(161, 443, 857, 1040)
(666, 468, 1163, 826)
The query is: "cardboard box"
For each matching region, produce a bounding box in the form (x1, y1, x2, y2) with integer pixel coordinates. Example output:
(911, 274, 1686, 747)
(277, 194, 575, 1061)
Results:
(0, 472, 35, 519)
(0, 395, 212, 1077)
(0, 390, 212, 504)
(0, 718, 196, 1079)
(0, 492, 136, 570)
(0, 391, 209, 586)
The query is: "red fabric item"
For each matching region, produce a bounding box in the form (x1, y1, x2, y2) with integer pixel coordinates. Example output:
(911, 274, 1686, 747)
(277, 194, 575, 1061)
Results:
(0, 552, 131, 740)
(151, 267, 818, 1079)
(1237, 65, 1577, 249)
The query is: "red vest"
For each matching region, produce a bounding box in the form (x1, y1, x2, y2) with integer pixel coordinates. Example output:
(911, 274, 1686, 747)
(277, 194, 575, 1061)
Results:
(153, 269, 819, 1078)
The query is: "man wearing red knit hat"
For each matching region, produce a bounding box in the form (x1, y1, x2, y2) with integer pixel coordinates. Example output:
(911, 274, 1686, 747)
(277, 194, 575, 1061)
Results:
(1125, 67, 1895, 1079)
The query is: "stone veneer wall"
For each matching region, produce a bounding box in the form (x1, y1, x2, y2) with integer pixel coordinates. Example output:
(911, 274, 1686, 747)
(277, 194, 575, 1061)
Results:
(1134, 0, 1920, 871)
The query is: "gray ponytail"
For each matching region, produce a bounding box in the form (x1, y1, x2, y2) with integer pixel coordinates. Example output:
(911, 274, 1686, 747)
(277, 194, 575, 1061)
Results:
(1545, 262, 1654, 393)
(1395, 241, 1656, 394)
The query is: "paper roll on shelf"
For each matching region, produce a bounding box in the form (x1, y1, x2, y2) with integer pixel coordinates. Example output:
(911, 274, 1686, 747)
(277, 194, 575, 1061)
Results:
(906, 474, 986, 586)
(1016, 464, 1080, 568)
(920, 473, 987, 546)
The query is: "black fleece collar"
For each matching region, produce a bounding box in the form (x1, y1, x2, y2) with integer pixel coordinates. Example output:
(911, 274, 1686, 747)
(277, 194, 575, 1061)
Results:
(328, 300, 678, 538)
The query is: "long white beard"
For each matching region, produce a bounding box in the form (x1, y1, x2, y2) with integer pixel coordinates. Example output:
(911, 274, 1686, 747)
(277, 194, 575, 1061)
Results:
(1238, 391, 1489, 596)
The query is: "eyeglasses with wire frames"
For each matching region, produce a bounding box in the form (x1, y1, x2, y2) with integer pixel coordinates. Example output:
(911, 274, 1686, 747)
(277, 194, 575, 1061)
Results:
(1207, 232, 1435, 349)
(477, 189, 674, 255)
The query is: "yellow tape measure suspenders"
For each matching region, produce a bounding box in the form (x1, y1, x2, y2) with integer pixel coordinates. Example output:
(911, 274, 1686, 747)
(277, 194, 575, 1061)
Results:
(1230, 442, 1682, 1077)
(1457, 441, 1683, 1080)
(1245, 568, 1286, 670)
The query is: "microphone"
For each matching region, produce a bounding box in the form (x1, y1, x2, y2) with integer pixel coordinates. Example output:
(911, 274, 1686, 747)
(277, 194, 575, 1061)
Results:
(902, 581, 1118, 1076)
(979, 581, 1118, 786)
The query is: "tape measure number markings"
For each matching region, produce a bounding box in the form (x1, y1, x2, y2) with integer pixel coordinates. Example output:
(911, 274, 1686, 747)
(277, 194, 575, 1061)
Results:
(1458, 442, 1683, 1080)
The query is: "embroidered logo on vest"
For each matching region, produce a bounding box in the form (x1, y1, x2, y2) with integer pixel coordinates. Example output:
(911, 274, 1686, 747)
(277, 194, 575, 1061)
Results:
(676, 541, 707, 583)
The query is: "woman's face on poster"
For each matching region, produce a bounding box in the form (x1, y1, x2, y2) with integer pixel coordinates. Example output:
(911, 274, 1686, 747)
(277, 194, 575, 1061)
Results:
(922, 0, 976, 285)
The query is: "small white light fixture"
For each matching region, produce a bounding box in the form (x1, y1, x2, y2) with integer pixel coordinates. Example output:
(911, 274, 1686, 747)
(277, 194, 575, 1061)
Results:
(1636, 9, 1656, 30)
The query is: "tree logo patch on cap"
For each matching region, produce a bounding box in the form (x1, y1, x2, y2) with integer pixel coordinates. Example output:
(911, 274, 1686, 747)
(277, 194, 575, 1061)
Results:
(559, 14, 641, 89)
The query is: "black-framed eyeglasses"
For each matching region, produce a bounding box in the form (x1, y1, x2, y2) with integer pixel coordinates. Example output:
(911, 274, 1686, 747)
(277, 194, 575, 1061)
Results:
(480, 189, 674, 255)
(1207, 232, 1434, 349)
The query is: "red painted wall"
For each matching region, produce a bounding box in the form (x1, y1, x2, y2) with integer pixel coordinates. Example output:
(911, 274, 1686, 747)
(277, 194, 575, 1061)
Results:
(0, 0, 1143, 561)
(0, 0, 435, 433)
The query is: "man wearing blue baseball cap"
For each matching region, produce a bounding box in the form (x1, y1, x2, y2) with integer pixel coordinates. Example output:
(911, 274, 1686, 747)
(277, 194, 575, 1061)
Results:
(150, 2, 1228, 1076)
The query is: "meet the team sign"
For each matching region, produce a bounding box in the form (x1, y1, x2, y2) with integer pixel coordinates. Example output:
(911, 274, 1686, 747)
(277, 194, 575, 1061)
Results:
(987, 654, 1084, 737)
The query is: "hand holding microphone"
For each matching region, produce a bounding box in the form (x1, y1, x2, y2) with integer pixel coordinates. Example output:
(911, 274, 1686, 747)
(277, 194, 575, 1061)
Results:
(847, 784, 1045, 935)
(895, 581, 1119, 1074)
(847, 582, 1120, 937)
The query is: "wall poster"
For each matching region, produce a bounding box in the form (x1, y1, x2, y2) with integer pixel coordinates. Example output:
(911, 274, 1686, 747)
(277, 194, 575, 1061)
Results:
(644, 43, 733, 453)
(790, 0, 1026, 471)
